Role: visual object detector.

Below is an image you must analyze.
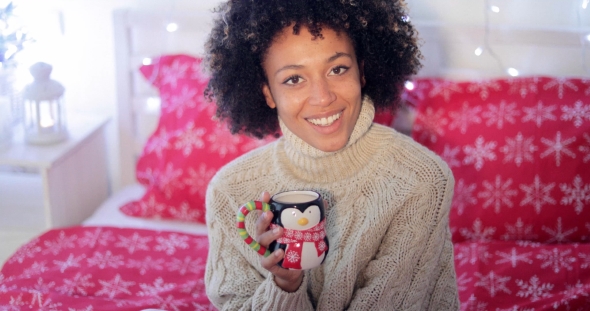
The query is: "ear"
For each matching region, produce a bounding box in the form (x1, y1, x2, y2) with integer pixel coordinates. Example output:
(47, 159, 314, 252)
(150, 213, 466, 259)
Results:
(262, 83, 277, 109)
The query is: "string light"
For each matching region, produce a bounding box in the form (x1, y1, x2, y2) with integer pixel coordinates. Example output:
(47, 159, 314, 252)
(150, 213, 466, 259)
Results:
(507, 68, 519, 77)
(404, 81, 415, 91)
(490, 6, 500, 13)
(166, 22, 178, 32)
(474, 47, 483, 56)
(583, 0, 589, 9)
(142, 58, 152, 65)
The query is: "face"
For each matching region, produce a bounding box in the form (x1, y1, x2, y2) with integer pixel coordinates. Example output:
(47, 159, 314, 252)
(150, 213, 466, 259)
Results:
(262, 25, 364, 152)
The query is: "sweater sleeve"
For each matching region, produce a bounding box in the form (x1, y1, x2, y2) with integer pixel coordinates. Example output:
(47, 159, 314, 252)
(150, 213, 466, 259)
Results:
(204, 186, 315, 311)
(346, 167, 460, 311)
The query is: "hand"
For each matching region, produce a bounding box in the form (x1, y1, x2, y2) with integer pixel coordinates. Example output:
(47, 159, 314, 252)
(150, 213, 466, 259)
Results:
(255, 191, 304, 292)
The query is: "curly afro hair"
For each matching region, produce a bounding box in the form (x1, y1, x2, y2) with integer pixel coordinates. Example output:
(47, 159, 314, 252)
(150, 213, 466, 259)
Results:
(204, 0, 422, 138)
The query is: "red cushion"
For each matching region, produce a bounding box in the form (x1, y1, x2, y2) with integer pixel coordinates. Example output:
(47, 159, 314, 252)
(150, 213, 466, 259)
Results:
(411, 77, 590, 243)
(120, 55, 276, 224)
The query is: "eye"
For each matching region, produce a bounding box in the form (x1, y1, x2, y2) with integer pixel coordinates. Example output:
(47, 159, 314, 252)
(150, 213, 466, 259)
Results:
(283, 75, 304, 85)
(329, 66, 349, 76)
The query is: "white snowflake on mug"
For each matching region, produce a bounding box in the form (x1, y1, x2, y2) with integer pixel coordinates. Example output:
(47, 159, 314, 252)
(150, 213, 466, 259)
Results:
(477, 175, 518, 214)
(559, 175, 590, 215)
(482, 101, 520, 129)
(499, 132, 537, 167)
(448, 102, 483, 134)
(521, 100, 557, 128)
(519, 175, 556, 215)
(286, 250, 300, 263)
(463, 136, 497, 171)
(561, 100, 590, 128)
(542, 217, 578, 244)
(515, 275, 553, 302)
(539, 131, 576, 167)
(543, 77, 579, 99)
(502, 218, 538, 241)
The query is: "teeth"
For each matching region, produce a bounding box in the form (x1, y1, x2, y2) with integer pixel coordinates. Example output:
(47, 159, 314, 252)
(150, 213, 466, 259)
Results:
(308, 112, 342, 126)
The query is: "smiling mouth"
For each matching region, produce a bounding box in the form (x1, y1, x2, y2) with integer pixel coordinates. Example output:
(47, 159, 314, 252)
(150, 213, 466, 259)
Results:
(307, 112, 342, 126)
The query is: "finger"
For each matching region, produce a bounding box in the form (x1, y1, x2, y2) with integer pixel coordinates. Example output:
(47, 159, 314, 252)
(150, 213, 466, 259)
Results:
(260, 248, 285, 271)
(255, 210, 273, 238)
(257, 225, 282, 248)
(260, 191, 271, 203)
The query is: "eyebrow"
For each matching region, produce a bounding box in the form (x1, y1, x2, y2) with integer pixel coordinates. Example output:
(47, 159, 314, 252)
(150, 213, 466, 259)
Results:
(273, 52, 353, 77)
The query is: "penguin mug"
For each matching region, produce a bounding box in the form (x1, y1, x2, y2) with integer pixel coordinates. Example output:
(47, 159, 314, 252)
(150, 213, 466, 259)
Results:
(236, 190, 329, 270)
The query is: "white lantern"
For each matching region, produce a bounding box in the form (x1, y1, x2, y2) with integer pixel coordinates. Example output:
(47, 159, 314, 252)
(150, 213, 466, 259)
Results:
(23, 62, 68, 145)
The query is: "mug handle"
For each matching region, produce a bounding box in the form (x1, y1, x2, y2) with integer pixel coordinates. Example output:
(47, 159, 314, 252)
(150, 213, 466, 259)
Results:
(236, 200, 272, 257)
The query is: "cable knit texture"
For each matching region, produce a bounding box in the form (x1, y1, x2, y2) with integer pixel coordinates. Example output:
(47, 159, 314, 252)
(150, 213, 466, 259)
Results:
(205, 100, 459, 310)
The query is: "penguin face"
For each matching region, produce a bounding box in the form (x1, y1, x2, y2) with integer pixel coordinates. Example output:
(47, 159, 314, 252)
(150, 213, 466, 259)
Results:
(280, 205, 321, 231)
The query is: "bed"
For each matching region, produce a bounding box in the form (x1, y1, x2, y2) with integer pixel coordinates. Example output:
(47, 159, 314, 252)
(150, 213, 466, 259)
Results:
(2, 6, 590, 311)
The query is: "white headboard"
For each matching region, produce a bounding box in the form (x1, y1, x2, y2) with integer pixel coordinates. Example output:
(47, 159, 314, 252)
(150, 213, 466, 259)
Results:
(113, 9, 214, 188)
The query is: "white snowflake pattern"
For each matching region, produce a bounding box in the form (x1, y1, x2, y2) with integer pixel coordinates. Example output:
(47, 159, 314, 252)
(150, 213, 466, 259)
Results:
(463, 136, 497, 171)
(448, 102, 483, 134)
(440, 144, 462, 168)
(136, 193, 169, 216)
(453, 179, 478, 216)
(536, 248, 576, 273)
(7, 238, 41, 264)
(543, 77, 579, 99)
(115, 232, 153, 254)
(77, 228, 114, 248)
(428, 79, 463, 102)
(286, 250, 301, 263)
(144, 127, 174, 159)
(482, 101, 520, 129)
(552, 281, 590, 310)
(155, 234, 190, 255)
(579, 133, 590, 163)
(559, 174, 590, 214)
(53, 253, 86, 273)
(160, 59, 191, 88)
(42, 231, 78, 255)
(519, 175, 556, 214)
(184, 163, 217, 197)
(95, 274, 135, 299)
(475, 271, 512, 297)
(414, 107, 448, 143)
(494, 248, 533, 268)
(507, 77, 539, 98)
(68, 306, 94, 311)
(460, 219, 496, 241)
(56, 273, 95, 296)
(155, 163, 185, 199)
(515, 275, 553, 302)
(166, 256, 205, 275)
(542, 217, 578, 243)
(579, 252, 590, 269)
(163, 85, 198, 119)
(136, 167, 158, 185)
(454, 243, 492, 266)
(539, 131, 576, 167)
(477, 175, 518, 213)
(22, 261, 50, 278)
(86, 251, 125, 269)
(467, 80, 502, 100)
(169, 201, 203, 221)
(521, 100, 557, 127)
(456, 273, 473, 293)
(24, 277, 56, 308)
(499, 132, 537, 166)
(137, 277, 176, 298)
(462, 294, 488, 311)
(174, 122, 206, 156)
(207, 125, 243, 158)
(561, 100, 590, 128)
(501, 218, 538, 241)
(126, 256, 165, 275)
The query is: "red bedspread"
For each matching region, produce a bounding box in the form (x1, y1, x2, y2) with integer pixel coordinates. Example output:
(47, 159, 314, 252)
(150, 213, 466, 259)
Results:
(0, 226, 215, 310)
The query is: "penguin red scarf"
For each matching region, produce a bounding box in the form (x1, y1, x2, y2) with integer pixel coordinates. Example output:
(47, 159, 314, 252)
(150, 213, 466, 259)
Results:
(270, 219, 328, 270)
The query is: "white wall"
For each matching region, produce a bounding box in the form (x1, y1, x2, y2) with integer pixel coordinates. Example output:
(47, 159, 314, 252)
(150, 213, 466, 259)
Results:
(9, 0, 590, 192)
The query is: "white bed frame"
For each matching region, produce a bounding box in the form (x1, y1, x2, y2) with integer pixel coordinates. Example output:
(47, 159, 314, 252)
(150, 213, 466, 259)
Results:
(113, 9, 214, 189)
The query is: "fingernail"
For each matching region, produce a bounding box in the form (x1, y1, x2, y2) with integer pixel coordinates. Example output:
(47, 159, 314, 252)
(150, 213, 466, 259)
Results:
(274, 249, 282, 257)
(273, 227, 280, 234)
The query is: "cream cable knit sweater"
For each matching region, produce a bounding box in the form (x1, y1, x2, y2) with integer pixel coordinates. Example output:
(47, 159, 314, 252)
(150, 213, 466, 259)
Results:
(205, 100, 459, 310)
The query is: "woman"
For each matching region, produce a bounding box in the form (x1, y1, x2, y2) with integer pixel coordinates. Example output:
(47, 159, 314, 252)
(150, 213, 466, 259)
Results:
(204, 0, 458, 310)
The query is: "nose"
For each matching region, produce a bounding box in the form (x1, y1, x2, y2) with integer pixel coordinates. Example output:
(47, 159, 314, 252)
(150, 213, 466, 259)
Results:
(308, 78, 336, 106)
(298, 217, 309, 226)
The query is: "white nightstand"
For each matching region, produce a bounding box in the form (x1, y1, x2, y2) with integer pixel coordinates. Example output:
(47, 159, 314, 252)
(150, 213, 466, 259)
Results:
(0, 114, 111, 230)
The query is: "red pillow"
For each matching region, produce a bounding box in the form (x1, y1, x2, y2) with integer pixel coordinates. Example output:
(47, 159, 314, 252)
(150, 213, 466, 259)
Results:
(411, 77, 590, 243)
(120, 55, 276, 223)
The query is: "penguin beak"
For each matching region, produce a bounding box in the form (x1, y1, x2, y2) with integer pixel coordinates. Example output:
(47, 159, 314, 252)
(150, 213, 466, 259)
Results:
(298, 217, 309, 226)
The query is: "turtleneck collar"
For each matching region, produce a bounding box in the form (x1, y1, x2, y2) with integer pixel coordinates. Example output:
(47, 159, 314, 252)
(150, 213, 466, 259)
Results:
(277, 98, 380, 183)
